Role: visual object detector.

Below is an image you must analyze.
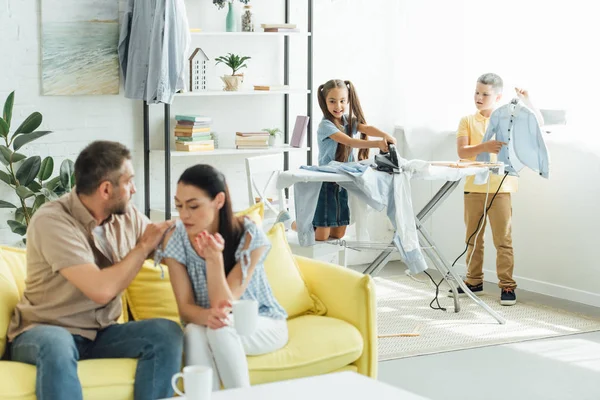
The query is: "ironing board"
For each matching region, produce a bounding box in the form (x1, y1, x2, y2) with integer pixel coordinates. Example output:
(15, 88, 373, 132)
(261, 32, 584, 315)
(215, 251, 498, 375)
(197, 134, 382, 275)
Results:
(276, 162, 506, 324)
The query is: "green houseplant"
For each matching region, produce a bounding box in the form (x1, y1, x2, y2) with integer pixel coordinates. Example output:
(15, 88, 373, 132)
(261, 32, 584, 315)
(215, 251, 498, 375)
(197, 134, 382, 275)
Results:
(0, 91, 75, 240)
(215, 53, 251, 91)
(262, 128, 283, 147)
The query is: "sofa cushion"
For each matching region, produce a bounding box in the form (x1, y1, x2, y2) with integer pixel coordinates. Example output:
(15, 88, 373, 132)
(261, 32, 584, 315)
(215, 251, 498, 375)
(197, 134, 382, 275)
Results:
(263, 223, 326, 318)
(0, 358, 137, 400)
(247, 315, 364, 384)
(0, 247, 25, 356)
(125, 203, 265, 323)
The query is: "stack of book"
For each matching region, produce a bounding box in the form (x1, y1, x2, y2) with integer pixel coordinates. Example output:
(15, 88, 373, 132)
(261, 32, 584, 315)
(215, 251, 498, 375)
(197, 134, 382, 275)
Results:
(174, 115, 214, 152)
(261, 23, 298, 33)
(235, 132, 270, 149)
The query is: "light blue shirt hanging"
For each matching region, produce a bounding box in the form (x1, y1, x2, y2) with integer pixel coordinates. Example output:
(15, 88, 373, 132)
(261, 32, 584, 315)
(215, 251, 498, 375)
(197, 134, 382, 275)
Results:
(476, 99, 550, 182)
(118, 0, 190, 104)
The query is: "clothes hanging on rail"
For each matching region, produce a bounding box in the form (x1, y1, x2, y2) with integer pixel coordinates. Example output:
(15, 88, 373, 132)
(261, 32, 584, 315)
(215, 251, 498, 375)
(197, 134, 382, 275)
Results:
(118, 0, 190, 104)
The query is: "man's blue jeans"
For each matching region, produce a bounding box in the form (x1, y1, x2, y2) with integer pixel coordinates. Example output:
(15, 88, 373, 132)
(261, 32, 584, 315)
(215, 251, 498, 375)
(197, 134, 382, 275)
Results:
(10, 319, 183, 400)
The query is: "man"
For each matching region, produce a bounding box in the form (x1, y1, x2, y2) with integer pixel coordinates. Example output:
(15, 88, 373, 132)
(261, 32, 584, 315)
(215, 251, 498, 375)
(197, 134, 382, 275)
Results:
(7, 141, 182, 400)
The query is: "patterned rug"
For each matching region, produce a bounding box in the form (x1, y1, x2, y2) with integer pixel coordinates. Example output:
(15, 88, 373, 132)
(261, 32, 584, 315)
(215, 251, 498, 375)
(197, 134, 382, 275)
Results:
(376, 274, 600, 361)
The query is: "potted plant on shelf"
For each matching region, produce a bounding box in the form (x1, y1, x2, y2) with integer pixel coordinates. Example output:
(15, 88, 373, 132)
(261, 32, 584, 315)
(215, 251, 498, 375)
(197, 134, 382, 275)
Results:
(0, 91, 75, 243)
(215, 53, 251, 91)
(262, 128, 283, 147)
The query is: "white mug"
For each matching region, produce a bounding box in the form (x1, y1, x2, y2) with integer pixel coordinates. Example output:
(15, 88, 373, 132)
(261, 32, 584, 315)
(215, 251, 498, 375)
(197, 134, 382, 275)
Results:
(171, 365, 212, 399)
(232, 299, 258, 336)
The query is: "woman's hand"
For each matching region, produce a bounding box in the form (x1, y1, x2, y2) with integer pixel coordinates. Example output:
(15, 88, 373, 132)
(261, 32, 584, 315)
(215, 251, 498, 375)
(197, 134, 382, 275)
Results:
(194, 231, 225, 261)
(384, 134, 397, 145)
(206, 299, 232, 330)
(377, 140, 389, 152)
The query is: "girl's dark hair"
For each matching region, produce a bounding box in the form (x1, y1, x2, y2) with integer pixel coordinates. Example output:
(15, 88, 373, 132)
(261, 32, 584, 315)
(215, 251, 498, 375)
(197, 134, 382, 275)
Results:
(179, 164, 243, 276)
(317, 79, 369, 162)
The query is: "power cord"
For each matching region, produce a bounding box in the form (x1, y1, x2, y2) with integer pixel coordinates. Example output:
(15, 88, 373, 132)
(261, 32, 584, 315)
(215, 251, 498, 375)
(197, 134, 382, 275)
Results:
(425, 171, 509, 311)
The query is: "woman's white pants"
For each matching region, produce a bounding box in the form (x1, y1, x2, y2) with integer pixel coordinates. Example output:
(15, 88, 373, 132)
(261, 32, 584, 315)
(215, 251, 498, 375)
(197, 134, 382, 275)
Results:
(184, 316, 288, 390)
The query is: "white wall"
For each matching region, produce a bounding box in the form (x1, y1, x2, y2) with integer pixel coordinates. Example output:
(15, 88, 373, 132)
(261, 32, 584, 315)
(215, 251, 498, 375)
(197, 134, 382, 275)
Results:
(0, 0, 141, 246)
(391, 0, 600, 306)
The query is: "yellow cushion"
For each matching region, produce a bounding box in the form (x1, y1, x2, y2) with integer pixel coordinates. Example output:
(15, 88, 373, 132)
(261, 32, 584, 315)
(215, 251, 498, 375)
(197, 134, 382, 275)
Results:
(263, 223, 326, 318)
(0, 247, 25, 356)
(0, 358, 137, 400)
(125, 203, 265, 323)
(248, 315, 363, 384)
(234, 202, 264, 225)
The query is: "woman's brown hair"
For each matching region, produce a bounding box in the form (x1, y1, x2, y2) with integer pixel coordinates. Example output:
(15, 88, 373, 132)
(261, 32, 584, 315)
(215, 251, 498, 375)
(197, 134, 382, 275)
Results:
(317, 79, 369, 162)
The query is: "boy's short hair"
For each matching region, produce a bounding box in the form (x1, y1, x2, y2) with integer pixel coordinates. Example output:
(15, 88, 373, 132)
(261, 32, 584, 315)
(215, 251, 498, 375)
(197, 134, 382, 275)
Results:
(477, 73, 503, 93)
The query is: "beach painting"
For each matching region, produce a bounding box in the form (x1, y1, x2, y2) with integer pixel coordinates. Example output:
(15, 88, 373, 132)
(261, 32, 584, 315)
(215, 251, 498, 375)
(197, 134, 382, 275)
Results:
(41, 0, 119, 95)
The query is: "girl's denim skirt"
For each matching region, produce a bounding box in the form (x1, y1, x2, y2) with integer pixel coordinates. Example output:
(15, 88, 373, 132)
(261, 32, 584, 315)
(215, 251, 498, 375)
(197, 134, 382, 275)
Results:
(312, 182, 350, 227)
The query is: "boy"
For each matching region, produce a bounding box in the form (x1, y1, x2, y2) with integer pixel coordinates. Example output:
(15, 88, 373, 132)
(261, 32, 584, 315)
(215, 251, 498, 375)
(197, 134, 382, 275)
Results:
(453, 73, 543, 306)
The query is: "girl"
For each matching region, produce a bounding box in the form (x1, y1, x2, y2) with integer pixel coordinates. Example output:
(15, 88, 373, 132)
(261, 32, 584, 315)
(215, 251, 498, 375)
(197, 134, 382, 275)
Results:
(161, 164, 288, 391)
(277, 79, 397, 241)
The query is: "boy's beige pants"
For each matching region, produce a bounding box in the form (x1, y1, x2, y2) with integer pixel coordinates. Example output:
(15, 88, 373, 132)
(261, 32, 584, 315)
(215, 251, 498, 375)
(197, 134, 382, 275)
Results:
(464, 192, 516, 289)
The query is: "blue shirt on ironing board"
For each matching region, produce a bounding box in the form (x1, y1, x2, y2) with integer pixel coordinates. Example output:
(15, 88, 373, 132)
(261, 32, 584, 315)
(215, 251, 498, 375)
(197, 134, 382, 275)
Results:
(476, 100, 550, 179)
(317, 115, 358, 166)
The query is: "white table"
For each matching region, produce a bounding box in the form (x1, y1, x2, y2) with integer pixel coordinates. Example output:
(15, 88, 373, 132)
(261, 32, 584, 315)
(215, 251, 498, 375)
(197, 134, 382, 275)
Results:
(162, 371, 429, 399)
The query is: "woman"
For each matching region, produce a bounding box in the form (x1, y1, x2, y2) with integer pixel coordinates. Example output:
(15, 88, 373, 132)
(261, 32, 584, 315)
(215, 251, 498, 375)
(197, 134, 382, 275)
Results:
(160, 164, 288, 390)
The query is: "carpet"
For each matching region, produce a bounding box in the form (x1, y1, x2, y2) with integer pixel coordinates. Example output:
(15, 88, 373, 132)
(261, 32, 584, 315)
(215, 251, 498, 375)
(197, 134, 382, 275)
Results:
(376, 274, 600, 361)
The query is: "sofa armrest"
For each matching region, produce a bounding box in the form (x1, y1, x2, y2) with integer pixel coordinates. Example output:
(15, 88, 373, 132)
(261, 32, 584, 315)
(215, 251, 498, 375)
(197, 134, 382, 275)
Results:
(294, 255, 377, 378)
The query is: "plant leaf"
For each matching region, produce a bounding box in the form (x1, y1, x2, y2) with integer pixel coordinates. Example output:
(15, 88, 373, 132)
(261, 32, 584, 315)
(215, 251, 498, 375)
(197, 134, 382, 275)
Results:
(7, 220, 27, 236)
(16, 156, 41, 186)
(0, 200, 16, 208)
(38, 156, 54, 181)
(14, 207, 33, 224)
(40, 187, 59, 201)
(11, 152, 26, 162)
(27, 180, 42, 192)
(0, 145, 12, 166)
(0, 118, 8, 138)
(14, 111, 42, 135)
(3, 91, 14, 127)
(33, 194, 46, 211)
(16, 185, 35, 199)
(44, 176, 61, 191)
(60, 159, 75, 191)
(0, 170, 14, 186)
(13, 130, 51, 151)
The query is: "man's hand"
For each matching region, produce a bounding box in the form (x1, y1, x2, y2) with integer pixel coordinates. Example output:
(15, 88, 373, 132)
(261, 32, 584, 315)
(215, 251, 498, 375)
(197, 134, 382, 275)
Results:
(206, 299, 232, 330)
(483, 140, 506, 154)
(139, 220, 175, 256)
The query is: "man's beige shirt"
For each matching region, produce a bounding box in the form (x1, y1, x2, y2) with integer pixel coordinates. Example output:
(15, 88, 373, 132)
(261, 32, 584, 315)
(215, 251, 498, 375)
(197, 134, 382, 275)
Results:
(8, 191, 149, 341)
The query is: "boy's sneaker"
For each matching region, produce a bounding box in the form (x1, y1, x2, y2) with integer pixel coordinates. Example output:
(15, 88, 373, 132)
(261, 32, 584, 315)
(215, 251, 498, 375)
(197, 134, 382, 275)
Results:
(275, 211, 293, 230)
(447, 282, 483, 297)
(500, 288, 517, 306)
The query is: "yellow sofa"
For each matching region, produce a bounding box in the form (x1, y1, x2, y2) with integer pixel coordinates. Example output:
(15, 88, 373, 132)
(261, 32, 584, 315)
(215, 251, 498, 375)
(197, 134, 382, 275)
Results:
(0, 222, 377, 400)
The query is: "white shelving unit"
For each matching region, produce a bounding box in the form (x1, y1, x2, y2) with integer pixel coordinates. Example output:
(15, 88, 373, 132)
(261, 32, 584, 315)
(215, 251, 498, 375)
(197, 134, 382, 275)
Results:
(142, 1, 314, 219)
(151, 145, 310, 158)
(175, 89, 310, 97)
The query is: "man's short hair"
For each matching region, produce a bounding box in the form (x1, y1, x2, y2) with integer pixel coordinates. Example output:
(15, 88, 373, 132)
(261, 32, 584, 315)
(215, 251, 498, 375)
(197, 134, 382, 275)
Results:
(477, 73, 503, 93)
(75, 141, 131, 195)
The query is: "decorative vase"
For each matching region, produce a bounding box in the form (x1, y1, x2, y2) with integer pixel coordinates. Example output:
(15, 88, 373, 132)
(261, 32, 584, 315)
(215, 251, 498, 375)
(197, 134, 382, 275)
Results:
(241, 5, 254, 32)
(221, 75, 243, 91)
(226, 2, 236, 32)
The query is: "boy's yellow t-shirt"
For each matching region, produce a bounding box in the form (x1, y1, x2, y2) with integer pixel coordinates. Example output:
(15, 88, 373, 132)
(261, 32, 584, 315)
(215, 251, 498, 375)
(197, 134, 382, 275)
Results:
(456, 111, 518, 193)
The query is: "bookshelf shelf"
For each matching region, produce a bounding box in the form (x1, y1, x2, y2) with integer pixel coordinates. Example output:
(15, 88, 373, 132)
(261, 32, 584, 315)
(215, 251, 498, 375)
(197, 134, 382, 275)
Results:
(142, 0, 314, 220)
(190, 32, 311, 37)
(150, 146, 310, 157)
(175, 89, 310, 97)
